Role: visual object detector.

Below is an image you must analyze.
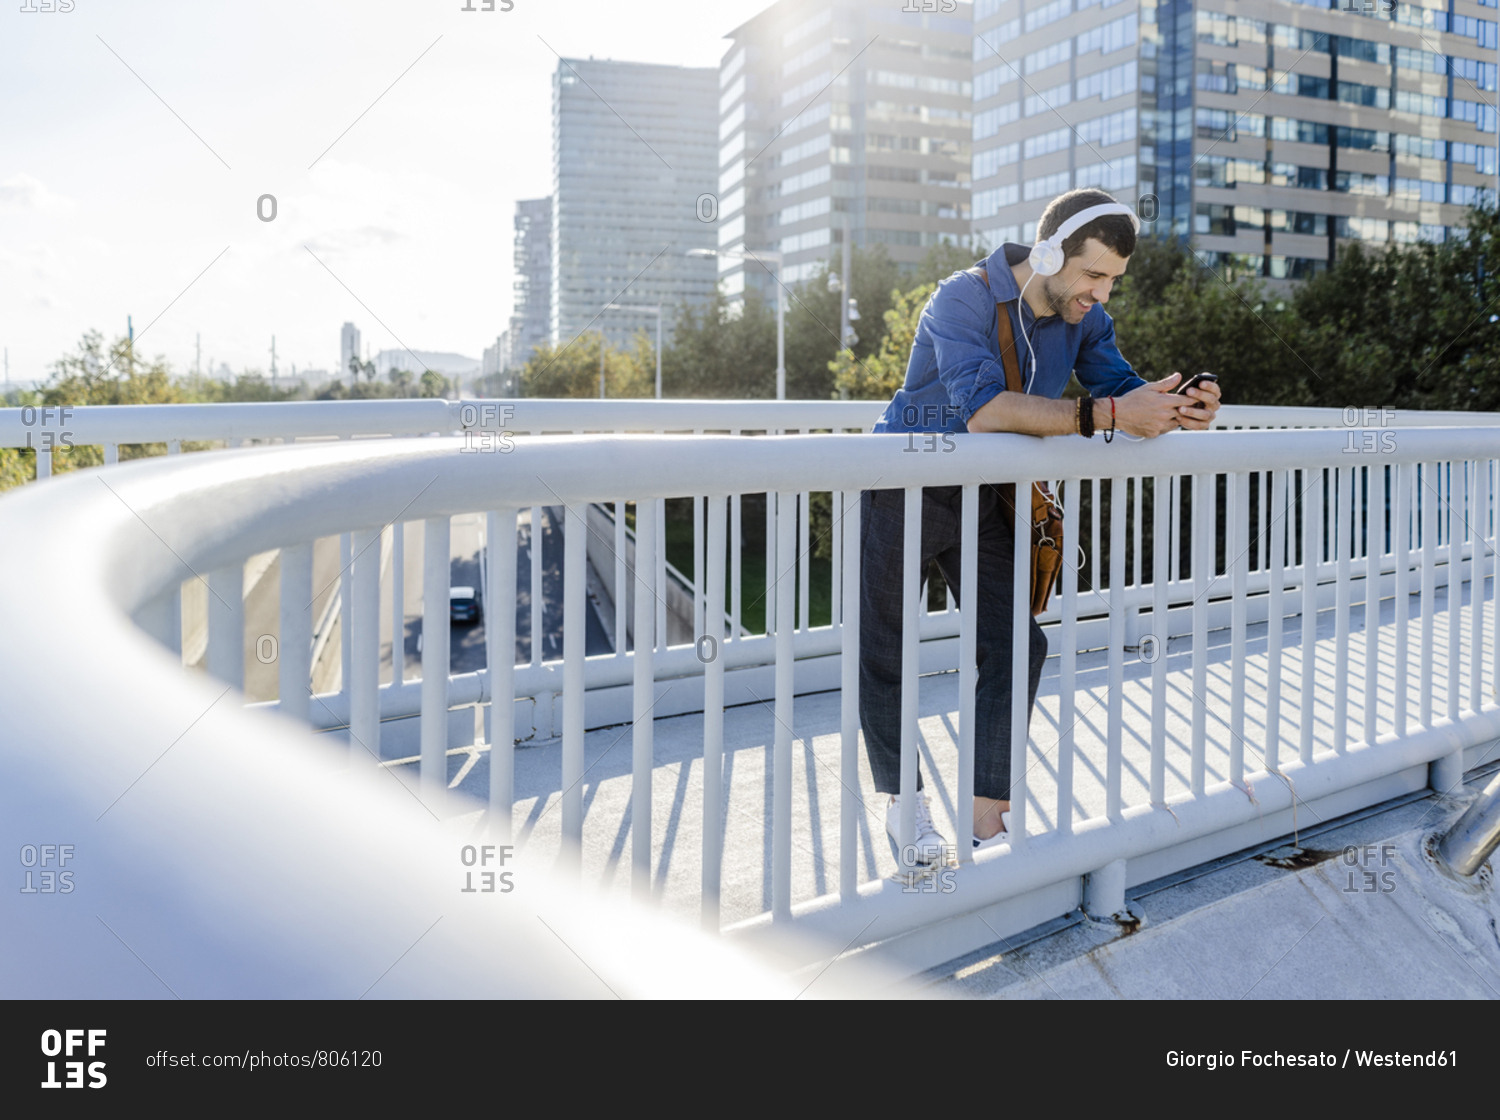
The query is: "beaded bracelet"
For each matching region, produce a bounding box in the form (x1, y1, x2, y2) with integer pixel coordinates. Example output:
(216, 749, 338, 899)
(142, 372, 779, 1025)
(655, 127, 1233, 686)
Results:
(1077, 394, 1095, 438)
(1103, 396, 1117, 443)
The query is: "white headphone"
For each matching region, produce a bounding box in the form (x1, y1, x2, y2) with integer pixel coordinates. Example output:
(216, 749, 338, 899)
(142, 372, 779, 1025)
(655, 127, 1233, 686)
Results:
(1027, 202, 1141, 277)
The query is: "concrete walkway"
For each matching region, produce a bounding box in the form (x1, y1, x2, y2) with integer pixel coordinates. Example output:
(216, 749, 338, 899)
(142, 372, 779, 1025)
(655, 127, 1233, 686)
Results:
(385, 577, 1500, 932)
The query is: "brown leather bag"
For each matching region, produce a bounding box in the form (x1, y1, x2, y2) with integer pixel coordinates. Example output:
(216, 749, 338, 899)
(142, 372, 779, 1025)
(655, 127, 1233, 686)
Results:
(974, 268, 1066, 617)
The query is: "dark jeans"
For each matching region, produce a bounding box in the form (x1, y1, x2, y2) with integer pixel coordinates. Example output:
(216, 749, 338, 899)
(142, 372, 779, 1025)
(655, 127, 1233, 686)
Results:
(859, 485, 1048, 802)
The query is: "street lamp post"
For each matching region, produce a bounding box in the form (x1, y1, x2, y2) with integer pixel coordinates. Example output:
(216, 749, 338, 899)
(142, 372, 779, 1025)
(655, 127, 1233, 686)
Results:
(688, 247, 785, 400)
(602, 303, 662, 398)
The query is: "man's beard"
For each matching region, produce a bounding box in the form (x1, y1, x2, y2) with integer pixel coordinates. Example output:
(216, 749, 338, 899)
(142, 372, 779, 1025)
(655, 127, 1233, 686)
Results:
(1041, 277, 1079, 316)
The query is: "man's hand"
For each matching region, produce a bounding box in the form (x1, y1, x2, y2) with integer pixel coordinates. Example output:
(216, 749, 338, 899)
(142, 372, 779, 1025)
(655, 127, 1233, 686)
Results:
(1172, 372, 1221, 431)
(1108, 373, 1221, 437)
(1110, 374, 1189, 438)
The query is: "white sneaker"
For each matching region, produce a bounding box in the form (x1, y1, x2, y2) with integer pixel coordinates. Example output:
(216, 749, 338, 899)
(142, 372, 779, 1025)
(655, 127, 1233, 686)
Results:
(886, 794, 948, 867)
(973, 811, 1013, 853)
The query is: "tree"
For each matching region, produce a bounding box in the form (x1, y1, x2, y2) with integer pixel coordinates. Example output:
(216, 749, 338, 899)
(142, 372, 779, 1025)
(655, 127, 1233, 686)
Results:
(193, 370, 299, 404)
(1106, 236, 1311, 407)
(23, 332, 192, 481)
(419, 369, 450, 399)
(910, 239, 986, 288)
(829, 279, 937, 402)
(1292, 204, 1500, 412)
(348, 355, 377, 383)
(661, 292, 778, 399)
(519, 334, 650, 399)
(782, 246, 902, 399)
(659, 243, 905, 401)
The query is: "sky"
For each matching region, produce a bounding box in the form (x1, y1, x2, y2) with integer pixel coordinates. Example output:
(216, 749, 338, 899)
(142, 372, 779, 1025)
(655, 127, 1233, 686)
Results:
(1, 0, 770, 383)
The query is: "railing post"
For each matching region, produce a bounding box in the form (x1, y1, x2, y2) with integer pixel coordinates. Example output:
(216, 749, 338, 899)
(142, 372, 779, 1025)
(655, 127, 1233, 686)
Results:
(839, 489, 862, 894)
(391, 520, 406, 687)
(631, 500, 656, 899)
(1059, 478, 1082, 829)
(1107, 475, 1125, 819)
(529, 504, 544, 668)
(1265, 470, 1287, 774)
(957, 484, 978, 860)
(1229, 471, 1248, 783)
(1432, 449, 1464, 805)
(702, 495, 726, 928)
(1334, 466, 1351, 754)
(798, 490, 811, 631)
(1448, 461, 1466, 724)
(614, 500, 627, 661)
(773, 489, 796, 917)
(1469, 459, 1485, 715)
(1363, 463, 1384, 745)
(1421, 461, 1437, 728)
(730, 491, 743, 641)
(1009, 483, 1028, 847)
(693, 492, 705, 643)
(1150, 473, 1169, 804)
(486, 510, 517, 842)
(563, 502, 589, 874)
(277, 543, 314, 726)
(1191, 473, 1209, 794)
(1300, 467, 1320, 765)
(1083, 858, 1127, 922)
(339, 532, 352, 702)
(1395, 461, 1412, 732)
(421, 516, 451, 814)
(655, 498, 667, 652)
(765, 490, 776, 636)
(350, 527, 381, 763)
(207, 564, 243, 690)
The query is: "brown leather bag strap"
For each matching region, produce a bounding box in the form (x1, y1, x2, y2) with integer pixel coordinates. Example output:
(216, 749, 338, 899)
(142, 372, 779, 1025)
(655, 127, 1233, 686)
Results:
(971, 267, 1024, 395)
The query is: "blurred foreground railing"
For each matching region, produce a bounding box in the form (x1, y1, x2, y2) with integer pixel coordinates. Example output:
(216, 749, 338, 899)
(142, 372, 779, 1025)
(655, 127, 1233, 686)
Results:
(4, 401, 1500, 976)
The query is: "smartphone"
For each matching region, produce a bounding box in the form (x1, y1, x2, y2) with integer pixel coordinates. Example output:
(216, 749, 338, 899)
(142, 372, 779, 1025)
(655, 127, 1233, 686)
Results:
(1174, 372, 1219, 395)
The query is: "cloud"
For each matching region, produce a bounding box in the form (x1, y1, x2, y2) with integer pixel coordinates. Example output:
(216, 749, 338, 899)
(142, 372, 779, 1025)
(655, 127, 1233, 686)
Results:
(303, 224, 404, 256)
(0, 174, 75, 213)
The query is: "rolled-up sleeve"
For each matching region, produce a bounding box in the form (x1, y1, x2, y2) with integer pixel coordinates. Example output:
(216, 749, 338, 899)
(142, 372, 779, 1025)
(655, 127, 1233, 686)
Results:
(1073, 309, 1147, 397)
(923, 274, 1010, 425)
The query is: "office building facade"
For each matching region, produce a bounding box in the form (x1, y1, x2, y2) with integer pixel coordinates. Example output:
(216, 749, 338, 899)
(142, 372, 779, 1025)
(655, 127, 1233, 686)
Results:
(550, 59, 718, 350)
(507, 197, 552, 369)
(717, 0, 974, 299)
(339, 322, 361, 378)
(971, 0, 1497, 280)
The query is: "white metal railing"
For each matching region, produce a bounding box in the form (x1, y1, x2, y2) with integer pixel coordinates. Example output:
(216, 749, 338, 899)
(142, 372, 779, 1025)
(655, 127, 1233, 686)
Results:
(5, 400, 1500, 978)
(7, 399, 1494, 742)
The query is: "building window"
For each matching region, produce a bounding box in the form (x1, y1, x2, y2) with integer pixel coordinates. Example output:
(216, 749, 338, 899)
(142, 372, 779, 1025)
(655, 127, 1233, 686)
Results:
(1023, 170, 1072, 200)
(1076, 13, 1137, 56)
(974, 184, 1021, 219)
(1076, 60, 1137, 102)
(1025, 0, 1072, 34)
(1024, 81, 1072, 117)
(974, 143, 1020, 179)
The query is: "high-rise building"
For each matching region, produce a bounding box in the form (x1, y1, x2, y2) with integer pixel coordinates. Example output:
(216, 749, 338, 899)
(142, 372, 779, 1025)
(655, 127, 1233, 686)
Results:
(717, 1, 974, 299)
(507, 198, 552, 369)
(550, 59, 719, 350)
(971, 0, 1497, 280)
(482, 332, 519, 396)
(339, 322, 361, 378)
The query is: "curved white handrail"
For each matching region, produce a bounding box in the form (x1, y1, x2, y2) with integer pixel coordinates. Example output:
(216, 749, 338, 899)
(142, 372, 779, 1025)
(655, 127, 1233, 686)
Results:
(3, 398, 1495, 456)
(7, 424, 1500, 991)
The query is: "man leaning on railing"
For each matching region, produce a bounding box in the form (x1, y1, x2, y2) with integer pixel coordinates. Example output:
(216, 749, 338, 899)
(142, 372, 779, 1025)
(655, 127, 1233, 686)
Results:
(861, 187, 1224, 868)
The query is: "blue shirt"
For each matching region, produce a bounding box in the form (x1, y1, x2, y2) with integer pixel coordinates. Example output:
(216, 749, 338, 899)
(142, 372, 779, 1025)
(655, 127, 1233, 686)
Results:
(873, 242, 1147, 434)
